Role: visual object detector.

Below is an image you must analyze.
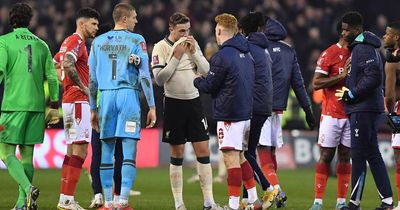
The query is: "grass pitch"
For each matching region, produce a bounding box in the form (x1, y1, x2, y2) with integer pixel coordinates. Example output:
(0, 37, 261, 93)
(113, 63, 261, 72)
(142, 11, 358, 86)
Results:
(0, 167, 397, 209)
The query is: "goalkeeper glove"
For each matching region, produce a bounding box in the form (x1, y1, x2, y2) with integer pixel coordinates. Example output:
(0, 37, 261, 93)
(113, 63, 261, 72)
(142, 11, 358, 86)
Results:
(129, 54, 141, 67)
(335, 86, 356, 104)
(45, 108, 60, 125)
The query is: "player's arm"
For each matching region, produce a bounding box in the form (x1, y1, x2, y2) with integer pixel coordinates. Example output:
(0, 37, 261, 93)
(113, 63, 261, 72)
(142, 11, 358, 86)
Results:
(0, 38, 7, 83)
(313, 71, 347, 90)
(290, 53, 311, 110)
(62, 53, 89, 96)
(88, 44, 100, 132)
(187, 36, 209, 76)
(385, 62, 398, 113)
(350, 48, 382, 98)
(135, 39, 156, 127)
(44, 47, 60, 106)
(152, 43, 181, 86)
(194, 55, 226, 94)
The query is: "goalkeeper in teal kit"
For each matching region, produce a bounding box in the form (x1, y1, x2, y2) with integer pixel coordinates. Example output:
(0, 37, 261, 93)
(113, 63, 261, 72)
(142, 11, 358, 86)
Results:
(88, 3, 156, 209)
(0, 3, 59, 210)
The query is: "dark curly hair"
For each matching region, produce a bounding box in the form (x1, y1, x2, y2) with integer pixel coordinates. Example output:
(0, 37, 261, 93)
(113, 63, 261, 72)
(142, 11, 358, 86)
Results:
(76, 7, 100, 20)
(239, 12, 267, 36)
(341, 11, 363, 28)
(9, 3, 33, 28)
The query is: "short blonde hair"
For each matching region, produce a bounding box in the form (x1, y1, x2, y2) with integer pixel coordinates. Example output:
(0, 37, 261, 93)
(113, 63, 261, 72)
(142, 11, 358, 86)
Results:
(113, 3, 135, 23)
(215, 13, 238, 33)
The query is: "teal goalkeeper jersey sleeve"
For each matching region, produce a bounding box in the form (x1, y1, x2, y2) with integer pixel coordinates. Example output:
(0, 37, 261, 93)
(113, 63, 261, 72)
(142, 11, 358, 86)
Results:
(89, 30, 155, 109)
(0, 28, 59, 112)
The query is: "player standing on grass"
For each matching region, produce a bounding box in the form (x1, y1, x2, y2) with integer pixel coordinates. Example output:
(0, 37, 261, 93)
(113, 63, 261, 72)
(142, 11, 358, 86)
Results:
(382, 21, 400, 210)
(88, 3, 156, 210)
(335, 11, 394, 210)
(257, 17, 316, 208)
(309, 21, 351, 210)
(0, 3, 60, 210)
(194, 13, 262, 210)
(53, 7, 99, 210)
(151, 12, 222, 210)
(238, 12, 275, 209)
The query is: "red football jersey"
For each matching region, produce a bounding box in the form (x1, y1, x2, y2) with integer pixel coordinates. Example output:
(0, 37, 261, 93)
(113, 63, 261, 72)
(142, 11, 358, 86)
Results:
(54, 33, 89, 103)
(315, 43, 350, 119)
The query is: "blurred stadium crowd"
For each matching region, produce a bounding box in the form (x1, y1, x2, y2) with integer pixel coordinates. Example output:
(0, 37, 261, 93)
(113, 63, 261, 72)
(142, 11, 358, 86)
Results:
(0, 0, 398, 130)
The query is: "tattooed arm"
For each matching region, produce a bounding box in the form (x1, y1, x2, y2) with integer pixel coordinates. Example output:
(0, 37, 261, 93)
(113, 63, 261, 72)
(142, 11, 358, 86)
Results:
(62, 53, 89, 96)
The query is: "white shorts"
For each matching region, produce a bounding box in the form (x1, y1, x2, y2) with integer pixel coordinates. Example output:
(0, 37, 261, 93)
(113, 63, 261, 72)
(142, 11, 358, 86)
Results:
(217, 120, 250, 151)
(259, 113, 283, 148)
(62, 102, 92, 144)
(392, 133, 400, 149)
(317, 115, 351, 148)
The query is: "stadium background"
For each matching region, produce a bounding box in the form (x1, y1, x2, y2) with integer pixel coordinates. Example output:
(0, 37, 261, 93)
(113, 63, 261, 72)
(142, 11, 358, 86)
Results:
(0, 0, 400, 209)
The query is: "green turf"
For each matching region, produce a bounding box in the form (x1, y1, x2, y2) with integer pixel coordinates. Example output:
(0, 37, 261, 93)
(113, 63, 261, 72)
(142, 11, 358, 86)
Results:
(0, 167, 397, 209)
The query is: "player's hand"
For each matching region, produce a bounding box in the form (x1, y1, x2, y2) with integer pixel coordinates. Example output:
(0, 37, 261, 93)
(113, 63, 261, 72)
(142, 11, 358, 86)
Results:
(81, 87, 90, 96)
(173, 43, 186, 60)
(91, 109, 100, 133)
(335, 86, 349, 100)
(129, 54, 141, 67)
(45, 108, 60, 126)
(185, 36, 197, 54)
(304, 106, 316, 130)
(343, 57, 351, 77)
(146, 107, 156, 128)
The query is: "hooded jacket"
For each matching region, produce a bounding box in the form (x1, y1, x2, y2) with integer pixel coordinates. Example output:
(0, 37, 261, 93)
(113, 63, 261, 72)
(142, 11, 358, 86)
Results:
(194, 34, 255, 121)
(247, 32, 273, 116)
(265, 18, 311, 111)
(345, 31, 384, 114)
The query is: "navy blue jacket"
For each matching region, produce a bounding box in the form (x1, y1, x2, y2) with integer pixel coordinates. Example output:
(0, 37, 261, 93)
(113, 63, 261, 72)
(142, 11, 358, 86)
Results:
(247, 32, 273, 116)
(345, 31, 384, 114)
(194, 34, 255, 121)
(265, 18, 311, 111)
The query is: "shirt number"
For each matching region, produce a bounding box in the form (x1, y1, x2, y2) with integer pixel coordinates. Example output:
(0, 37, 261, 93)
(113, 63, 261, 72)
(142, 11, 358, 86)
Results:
(24, 44, 32, 73)
(109, 54, 117, 80)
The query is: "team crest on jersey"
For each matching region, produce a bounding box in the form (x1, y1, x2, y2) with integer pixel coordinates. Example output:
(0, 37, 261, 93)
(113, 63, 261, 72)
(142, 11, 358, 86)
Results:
(224, 121, 231, 131)
(152, 55, 159, 64)
(140, 42, 147, 52)
(339, 55, 343, 60)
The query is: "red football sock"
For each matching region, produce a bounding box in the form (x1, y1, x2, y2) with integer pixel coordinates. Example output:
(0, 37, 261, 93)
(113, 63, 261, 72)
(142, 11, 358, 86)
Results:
(241, 161, 256, 189)
(336, 162, 351, 199)
(227, 168, 242, 196)
(64, 155, 85, 196)
(314, 162, 329, 199)
(60, 155, 70, 194)
(396, 163, 400, 201)
(272, 152, 277, 172)
(259, 149, 279, 185)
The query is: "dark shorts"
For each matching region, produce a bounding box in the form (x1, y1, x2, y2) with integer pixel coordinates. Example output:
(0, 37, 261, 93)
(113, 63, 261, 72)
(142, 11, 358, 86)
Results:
(162, 97, 209, 145)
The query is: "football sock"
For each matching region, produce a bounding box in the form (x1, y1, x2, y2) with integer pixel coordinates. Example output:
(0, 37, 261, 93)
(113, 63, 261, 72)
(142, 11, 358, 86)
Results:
(60, 155, 70, 197)
(227, 168, 242, 209)
(314, 162, 329, 200)
(64, 155, 84, 196)
(396, 163, 400, 203)
(337, 162, 351, 201)
(100, 139, 116, 203)
(196, 156, 215, 207)
(16, 145, 34, 208)
(0, 143, 31, 195)
(120, 138, 137, 201)
(259, 149, 279, 186)
(241, 161, 257, 203)
(170, 157, 184, 209)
